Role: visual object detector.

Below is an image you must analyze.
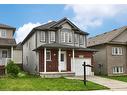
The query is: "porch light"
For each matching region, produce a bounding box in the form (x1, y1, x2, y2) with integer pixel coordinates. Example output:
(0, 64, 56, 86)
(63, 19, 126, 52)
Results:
(69, 54, 71, 56)
(54, 54, 56, 56)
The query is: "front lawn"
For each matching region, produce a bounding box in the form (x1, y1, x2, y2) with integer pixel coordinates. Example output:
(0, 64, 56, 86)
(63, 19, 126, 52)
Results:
(103, 75, 127, 82)
(0, 75, 108, 91)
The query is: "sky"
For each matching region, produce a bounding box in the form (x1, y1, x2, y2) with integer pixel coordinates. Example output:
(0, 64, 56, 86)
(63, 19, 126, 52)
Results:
(0, 4, 127, 43)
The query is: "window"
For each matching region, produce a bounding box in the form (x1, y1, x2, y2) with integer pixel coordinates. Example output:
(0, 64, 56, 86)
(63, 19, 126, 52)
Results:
(74, 34, 78, 43)
(50, 31, 55, 41)
(61, 53, 64, 62)
(68, 32, 72, 43)
(1, 30, 6, 38)
(46, 50, 51, 61)
(2, 50, 7, 58)
(61, 31, 66, 42)
(79, 35, 84, 44)
(40, 31, 45, 42)
(113, 66, 123, 74)
(112, 47, 123, 55)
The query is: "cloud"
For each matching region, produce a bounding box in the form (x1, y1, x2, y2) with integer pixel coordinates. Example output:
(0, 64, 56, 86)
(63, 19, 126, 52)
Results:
(65, 5, 127, 30)
(15, 22, 41, 43)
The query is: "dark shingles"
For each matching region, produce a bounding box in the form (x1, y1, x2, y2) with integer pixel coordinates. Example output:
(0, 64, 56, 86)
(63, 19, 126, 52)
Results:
(33, 43, 97, 52)
(0, 38, 16, 46)
(15, 42, 22, 50)
(0, 23, 15, 30)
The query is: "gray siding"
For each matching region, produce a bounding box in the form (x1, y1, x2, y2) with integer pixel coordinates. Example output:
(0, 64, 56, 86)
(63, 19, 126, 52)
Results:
(23, 33, 38, 74)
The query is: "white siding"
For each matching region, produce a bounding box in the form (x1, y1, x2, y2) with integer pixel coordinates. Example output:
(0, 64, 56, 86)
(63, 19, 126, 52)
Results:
(13, 50, 22, 64)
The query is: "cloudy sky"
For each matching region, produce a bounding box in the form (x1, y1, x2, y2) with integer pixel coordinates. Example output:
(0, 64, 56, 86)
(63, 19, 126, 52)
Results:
(0, 4, 127, 43)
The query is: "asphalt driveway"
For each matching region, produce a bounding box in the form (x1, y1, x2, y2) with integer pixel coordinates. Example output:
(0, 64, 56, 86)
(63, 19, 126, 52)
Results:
(66, 76, 127, 91)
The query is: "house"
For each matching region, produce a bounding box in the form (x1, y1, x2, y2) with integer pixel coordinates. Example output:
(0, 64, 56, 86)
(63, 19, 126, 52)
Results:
(22, 17, 96, 77)
(0, 23, 23, 75)
(88, 26, 127, 76)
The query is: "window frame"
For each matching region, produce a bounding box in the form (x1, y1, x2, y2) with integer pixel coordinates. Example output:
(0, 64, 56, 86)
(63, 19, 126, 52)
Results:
(46, 50, 51, 61)
(40, 31, 45, 42)
(68, 32, 72, 43)
(113, 66, 123, 74)
(2, 50, 8, 58)
(79, 35, 84, 45)
(1, 30, 6, 38)
(50, 31, 55, 42)
(74, 33, 78, 44)
(61, 31, 66, 43)
(112, 47, 123, 56)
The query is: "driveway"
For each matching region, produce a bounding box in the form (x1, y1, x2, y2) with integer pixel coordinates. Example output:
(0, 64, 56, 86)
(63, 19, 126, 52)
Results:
(66, 76, 127, 91)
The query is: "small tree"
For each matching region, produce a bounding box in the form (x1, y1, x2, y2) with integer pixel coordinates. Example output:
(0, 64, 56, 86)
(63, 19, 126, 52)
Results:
(6, 60, 20, 77)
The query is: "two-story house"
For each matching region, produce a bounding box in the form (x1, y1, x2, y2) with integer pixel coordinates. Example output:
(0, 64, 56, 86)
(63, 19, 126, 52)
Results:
(22, 17, 96, 77)
(0, 24, 23, 75)
(88, 26, 127, 76)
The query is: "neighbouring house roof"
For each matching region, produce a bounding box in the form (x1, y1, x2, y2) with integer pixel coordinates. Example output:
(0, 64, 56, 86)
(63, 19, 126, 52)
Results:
(15, 42, 22, 50)
(0, 23, 16, 34)
(33, 43, 97, 52)
(22, 17, 89, 45)
(87, 26, 127, 47)
(0, 38, 16, 46)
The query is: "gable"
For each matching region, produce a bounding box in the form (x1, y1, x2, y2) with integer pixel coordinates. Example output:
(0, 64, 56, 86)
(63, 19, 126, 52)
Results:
(61, 22, 72, 29)
(111, 29, 127, 43)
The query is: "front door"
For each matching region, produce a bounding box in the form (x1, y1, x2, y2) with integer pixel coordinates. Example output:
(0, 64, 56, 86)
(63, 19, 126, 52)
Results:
(60, 51, 66, 71)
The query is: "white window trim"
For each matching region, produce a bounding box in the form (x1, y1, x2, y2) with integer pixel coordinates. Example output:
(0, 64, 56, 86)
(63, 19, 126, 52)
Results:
(40, 31, 45, 42)
(74, 34, 78, 43)
(113, 66, 123, 74)
(61, 31, 66, 43)
(79, 35, 84, 45)
(67, 32, 72, 43)
(50, 31, 55, 42)
(1, 30, 6, 38)
(2, 49, 8, 58)
(46, 50, 51, 61)
(112, 47, 123, 55)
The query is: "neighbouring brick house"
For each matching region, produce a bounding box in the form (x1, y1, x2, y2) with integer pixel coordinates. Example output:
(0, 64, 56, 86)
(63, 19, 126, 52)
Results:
(0, 24, 22, 75)
(22, 17, 96, 77)
(88, 26, 127, 76)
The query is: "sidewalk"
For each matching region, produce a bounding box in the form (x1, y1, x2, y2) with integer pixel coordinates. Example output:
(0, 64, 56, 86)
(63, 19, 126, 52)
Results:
(66, 76, 127, 91)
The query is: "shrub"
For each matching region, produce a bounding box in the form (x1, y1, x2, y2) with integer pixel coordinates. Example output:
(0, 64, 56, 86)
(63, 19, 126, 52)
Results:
(6, 60, 20, 77)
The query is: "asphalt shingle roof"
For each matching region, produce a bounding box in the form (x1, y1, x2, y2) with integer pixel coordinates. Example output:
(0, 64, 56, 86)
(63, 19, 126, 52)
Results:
(0, 38, 16, 46)
(87, 26, 127, 47)
(33, 43, 97, 52)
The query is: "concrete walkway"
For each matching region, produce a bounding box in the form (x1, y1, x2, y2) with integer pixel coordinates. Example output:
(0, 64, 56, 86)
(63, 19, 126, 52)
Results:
(66, 76, 127, 91)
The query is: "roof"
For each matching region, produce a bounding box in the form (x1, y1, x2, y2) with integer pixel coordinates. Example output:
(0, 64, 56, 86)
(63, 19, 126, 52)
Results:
(15, 42, 22, 50)
(87, 26, 127, 47)
(0, 23, 16, 30)
(0, 38, 16, 46)
(33, 43, 97, 52)
(22, 17, 89, 45)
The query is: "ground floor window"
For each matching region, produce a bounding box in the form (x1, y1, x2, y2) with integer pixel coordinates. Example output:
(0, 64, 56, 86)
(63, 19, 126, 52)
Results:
(2, 50, 7, 58)
(46, 50, 51, 61)
(113, 66, 123, 74)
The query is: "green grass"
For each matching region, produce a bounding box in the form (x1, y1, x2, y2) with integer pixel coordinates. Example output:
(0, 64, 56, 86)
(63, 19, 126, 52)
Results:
(0, 75, 108, 91)
(103, 75, 127, 82)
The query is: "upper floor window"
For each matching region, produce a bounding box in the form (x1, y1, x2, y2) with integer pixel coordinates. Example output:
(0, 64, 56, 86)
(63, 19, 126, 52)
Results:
(61, 29, 66, 43)
(74, 34, 78, 43)
(68, 32, 72, 43)
(1, 30, 6, 38)
(79, 35, 84, 45)
(61, 28, 72, 43)
(112, 47, 123, 55)
(50, 31, 55, 42)
(40, 31, 45, 42)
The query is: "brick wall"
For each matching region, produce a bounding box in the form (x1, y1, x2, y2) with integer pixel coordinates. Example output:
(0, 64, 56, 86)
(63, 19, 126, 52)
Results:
(39, 48, 94, 72)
